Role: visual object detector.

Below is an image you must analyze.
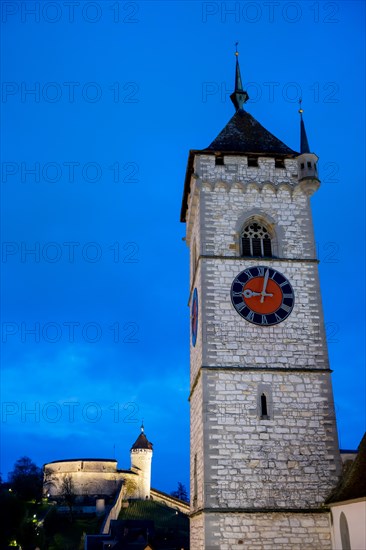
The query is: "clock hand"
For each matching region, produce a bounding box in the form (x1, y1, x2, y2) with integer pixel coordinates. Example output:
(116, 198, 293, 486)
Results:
(243, 289, 261, 298)
(260, 269, 270, 303)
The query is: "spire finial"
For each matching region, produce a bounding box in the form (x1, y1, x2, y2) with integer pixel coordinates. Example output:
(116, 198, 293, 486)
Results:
(141, 422, 144, 433)
(298, 98, 304, 117)
(298, 98, 310, 154)
(230, 43, 249, 111)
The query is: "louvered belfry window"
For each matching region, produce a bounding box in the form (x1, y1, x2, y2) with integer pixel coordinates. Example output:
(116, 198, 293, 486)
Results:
(241, 222, 272, 258)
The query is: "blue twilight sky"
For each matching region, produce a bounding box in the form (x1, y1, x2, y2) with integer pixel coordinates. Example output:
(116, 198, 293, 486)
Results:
(0, 1, 365, 494)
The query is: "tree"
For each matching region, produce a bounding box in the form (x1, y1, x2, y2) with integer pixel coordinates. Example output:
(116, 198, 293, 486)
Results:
(0, 490, 26, 547)
(8, 456, 43, 501)
(171, 482, 189, 502)
(60, 474, 76, 521)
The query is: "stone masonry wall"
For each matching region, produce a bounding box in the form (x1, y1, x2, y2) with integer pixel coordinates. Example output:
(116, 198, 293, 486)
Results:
(202, 368, 340, 510)
(201, 258, 328, 370)
(43, 460, 136, 498)
(190, 375, 204, 513)
(204, 511, 332, 550)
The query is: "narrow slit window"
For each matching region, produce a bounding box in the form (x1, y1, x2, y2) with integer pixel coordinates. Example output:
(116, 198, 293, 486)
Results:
(193, 454, 198, 506)
(261, 393, 268, 417)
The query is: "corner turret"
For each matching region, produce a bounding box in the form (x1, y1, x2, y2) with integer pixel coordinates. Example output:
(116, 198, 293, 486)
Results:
(297, 100, 320, 195)
(130, 424, 153, 499)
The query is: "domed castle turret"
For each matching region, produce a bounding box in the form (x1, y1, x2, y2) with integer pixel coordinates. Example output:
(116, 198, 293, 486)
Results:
(130, 424, 153, 499)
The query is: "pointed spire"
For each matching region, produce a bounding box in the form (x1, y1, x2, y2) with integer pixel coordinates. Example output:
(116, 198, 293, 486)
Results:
(230, 43, 249, 111)
(298, 99, 310, 154)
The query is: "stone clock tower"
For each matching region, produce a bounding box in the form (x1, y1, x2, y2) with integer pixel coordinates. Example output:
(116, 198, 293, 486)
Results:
(181, 53, 342, 549)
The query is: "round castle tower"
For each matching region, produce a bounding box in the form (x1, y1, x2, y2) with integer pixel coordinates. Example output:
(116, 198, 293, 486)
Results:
(130, 424, 153, 499)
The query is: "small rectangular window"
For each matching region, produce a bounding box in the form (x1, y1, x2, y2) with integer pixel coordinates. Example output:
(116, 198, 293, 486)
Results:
(307, 161, 312, 168)
(215, 156, 224, 165)
(300, 162, 305, 169)
(275, 159, 285, 168)
(248, 157, 258, 167)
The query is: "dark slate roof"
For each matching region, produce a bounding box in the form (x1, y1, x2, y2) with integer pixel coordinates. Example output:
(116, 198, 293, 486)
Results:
(131, 432, 153, 451)
(205, 108, 297, 155)
(326, 432, 366, 503)
(300, 116, 310, 153)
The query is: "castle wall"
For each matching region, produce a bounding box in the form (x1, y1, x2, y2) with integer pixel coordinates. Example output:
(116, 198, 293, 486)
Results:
(43, 460, 123, 497)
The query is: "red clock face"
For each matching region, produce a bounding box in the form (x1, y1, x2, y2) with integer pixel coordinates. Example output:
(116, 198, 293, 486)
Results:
(231, 266, 294, 325)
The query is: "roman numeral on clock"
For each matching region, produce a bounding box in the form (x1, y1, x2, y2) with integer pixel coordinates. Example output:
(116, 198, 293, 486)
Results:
(231, 267, 294, 326)
(246, 311, 255, 322)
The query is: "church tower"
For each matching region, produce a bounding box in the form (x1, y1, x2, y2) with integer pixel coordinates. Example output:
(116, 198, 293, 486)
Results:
(130, 424, 153, 499)
(181, 52, 342, 549)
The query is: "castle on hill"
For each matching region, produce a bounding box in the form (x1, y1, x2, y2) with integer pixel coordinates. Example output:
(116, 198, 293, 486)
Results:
(43, 425, 189, 516)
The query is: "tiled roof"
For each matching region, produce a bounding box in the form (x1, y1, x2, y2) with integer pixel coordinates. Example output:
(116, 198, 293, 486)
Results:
(205, 108, 297, 156)
(131, 433, 153, 451)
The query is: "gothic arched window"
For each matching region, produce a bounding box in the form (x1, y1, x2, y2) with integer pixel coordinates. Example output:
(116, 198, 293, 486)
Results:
(241, 221, 272, 258)
(340, 512, 351, 550)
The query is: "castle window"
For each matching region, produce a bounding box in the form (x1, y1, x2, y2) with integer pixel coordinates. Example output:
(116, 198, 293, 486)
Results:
(275, 158, 285, 169)
(260, 394, 269, 419)
(241, 222, 272, 258)
(215, 155, 224, 165)
(248, 157, 258, 167)
(307, 161, 312, 168)
(300, 162, 305, 169)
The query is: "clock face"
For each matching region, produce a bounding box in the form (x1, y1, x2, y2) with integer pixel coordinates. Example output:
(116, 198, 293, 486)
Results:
(191, 288, 198, 346)
(231, 266, 294, 326)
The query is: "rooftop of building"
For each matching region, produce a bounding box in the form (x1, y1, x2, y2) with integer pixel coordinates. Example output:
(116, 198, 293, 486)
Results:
(131, 424, 153, 451)
(326, 433, 366, 504)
